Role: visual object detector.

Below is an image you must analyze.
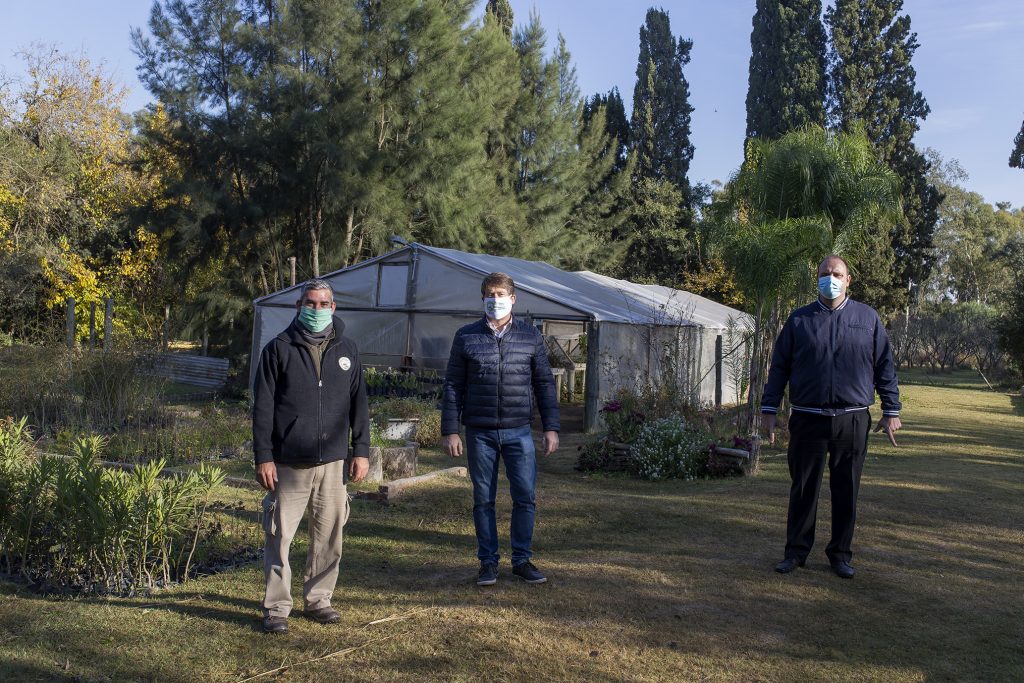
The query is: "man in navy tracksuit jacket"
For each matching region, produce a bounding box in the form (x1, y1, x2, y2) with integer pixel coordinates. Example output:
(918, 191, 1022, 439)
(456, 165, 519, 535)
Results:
(442, 272, 560, 586)
(762, 256, 902, 579)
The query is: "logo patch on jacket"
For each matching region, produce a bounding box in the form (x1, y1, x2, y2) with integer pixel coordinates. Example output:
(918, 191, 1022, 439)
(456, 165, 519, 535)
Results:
(338, 357, 351, 371)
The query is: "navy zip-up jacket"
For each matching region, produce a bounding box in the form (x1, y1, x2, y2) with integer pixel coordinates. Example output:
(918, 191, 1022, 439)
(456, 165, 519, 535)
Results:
(761, 298, 901, 417)
(252, 316, 370, 466)
(441, 317, 560, 435)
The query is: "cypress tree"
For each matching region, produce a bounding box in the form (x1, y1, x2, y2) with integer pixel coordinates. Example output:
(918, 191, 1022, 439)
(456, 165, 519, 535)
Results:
(620, 8, 698, 284)
(1011, 118, 1024, 168)
(745, 0, 827, 140)
(826, 0, 941, 317)
(630, 8, 694, 199)
(485, 0, 514, 40)
(583, 87, 630, 173)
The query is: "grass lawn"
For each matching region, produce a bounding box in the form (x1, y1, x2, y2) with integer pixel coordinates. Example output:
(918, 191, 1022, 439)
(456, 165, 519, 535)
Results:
(2, 371, 1022, 682)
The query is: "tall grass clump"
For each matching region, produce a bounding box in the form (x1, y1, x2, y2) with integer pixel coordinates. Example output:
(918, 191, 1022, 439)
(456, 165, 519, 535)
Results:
(102, 401, 251, 465)
(0, 345, 164, 434)
(0, 418, 228, 594)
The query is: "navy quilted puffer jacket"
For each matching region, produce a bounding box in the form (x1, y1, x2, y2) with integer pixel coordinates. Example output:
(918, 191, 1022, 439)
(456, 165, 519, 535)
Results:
(441, 317, 560, 434)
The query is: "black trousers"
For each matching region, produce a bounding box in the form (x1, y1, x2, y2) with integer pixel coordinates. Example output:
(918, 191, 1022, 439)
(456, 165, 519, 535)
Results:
(784, 410, 870, 564)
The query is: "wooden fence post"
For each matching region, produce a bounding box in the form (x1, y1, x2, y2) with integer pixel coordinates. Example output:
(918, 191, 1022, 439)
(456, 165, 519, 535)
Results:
(89, 301, 97, 349)
(103, 298, 114, 351)
(162, 304, 170, 350)
(715, 334, 723, 408)
(289, 256, 296, 287)
(66, 298, 76, 349)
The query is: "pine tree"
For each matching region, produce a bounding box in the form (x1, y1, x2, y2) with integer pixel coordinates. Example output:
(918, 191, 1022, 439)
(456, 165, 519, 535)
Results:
(1011, 117, 1024, 168)
(355, 0, 516, 259)
(630, 8, 694, 199)
(133, 0, 517, 343)
(485, 0, 514, 40)
(745, 0, 827, 140)
(826, 0, 941, 318)
(486, 15, 622, 267)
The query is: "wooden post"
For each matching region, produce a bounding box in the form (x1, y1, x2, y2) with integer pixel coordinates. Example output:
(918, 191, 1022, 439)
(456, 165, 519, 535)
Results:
(584, 320, 600, 432)
(162, 304, 170, 349)
(65, 298, 76, 349)
(201, 322, 209, 357)
(715, 334, 723, 408)
(289, 256, 297, 287)
(89, 302, 97, 349)
(103, 298, 114, 351)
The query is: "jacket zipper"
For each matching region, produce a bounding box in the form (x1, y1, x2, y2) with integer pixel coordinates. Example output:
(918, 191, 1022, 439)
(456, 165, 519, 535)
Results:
(317, 344, 324, 464)
(828, 309, 837, 406)
(496, 329, 504, 425)
(318, 336, 341, 464)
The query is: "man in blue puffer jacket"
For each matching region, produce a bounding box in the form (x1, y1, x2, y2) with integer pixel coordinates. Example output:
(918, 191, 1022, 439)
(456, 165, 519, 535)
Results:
(442, 272, 560, 587)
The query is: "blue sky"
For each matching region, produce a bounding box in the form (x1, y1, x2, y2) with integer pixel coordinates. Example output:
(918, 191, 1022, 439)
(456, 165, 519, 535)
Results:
(2, 0, 1021, 206)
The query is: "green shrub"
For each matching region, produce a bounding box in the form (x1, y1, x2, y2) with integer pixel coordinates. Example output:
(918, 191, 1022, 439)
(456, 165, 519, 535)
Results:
(575, 439, 617, 472)
(370, 397, 442, 447)
(599, 393, 646, 444)
(0, 418, 229, 594)
(370, 422, 404, 448)
(630, 416, 712, 481)
(599, 384, 704, 445)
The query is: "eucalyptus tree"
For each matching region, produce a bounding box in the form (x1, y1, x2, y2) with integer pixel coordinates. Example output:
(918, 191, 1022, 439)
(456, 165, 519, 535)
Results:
(709, 126, 902, 426)
(925, 150, 1023, 306)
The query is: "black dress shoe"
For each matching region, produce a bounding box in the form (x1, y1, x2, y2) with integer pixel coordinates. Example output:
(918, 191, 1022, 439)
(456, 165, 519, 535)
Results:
(830, 560, 855, 579)
(262, 616, 288, 634)
(774, 557, 805, 573)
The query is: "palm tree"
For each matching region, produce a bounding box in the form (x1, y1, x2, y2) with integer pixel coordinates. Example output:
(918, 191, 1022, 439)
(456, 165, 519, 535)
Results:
(708, 125, 902, 429)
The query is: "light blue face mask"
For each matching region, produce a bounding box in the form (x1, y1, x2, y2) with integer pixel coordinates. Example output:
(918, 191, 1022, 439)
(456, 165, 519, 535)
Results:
(818, 275, 844, 300)
(298, 307, 333, 333)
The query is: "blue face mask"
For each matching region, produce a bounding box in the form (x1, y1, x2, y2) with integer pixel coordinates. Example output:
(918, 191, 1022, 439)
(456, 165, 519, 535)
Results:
(298, 307, 333, 333)
(817, 275, 844, 300)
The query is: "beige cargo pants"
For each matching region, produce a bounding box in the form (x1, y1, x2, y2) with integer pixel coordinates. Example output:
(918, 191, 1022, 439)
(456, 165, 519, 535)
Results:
(261, 459, 350, 618)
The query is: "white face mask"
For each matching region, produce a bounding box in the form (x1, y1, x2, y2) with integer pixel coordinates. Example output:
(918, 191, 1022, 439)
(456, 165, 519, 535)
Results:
(484, 296, 513, 320)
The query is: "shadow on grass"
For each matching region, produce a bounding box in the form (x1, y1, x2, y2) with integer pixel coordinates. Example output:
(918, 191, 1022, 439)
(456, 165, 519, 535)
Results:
(1011, 392, 1024, 417)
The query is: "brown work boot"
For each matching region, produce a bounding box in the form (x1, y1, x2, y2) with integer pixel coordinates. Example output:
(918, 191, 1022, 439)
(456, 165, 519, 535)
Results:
(262, 616, 288, 634)
(306, 606, 341, 624)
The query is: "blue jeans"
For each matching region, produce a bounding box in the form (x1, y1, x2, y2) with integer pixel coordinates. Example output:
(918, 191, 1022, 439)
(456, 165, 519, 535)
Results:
(465, 425, 537, 566)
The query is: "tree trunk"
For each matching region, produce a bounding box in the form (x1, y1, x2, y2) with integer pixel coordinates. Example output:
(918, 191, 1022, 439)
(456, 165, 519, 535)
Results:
(310, 203, 321, 277)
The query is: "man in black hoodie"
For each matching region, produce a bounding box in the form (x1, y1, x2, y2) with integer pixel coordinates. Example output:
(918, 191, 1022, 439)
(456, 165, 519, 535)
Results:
(252, 279, 370, 633)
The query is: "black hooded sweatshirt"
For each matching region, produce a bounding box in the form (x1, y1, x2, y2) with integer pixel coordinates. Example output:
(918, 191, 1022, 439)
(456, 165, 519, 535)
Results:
(253, 315, 370, 466)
